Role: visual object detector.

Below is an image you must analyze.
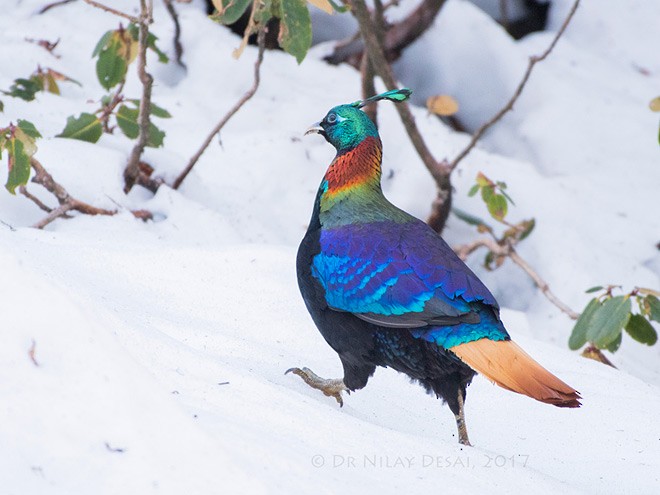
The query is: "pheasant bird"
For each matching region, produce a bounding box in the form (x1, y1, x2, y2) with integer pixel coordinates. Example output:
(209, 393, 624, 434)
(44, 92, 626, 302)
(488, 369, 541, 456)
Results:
(288, 89, 580, 445)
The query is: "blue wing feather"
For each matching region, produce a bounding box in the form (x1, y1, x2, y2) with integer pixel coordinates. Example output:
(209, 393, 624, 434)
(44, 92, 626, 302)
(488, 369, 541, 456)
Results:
(312, 220, 508, 347)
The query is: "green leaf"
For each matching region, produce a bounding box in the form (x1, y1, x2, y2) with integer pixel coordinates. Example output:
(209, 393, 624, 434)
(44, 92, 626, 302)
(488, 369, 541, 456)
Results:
(210, 0, 252, 25)
(625, 314, 658, 346)
(467, 184, 480, 197)
(484, 251, 495, 271)
(116, 104, 140, 139)
(586, 295, 631, 349)
(146, 123, 166, 148)
(57, 113, 103, 143)
(0, 99, 4, 112)
(146, 32, 169, 63)
(645, 295, 660, 323)
(585, 286, 604, 294)
(452, 207, 489, 228)
(254, 0, 276, 23)
(518, 218, 535, 241)
(116, 104, 165, 147)
(92, 30, 114, 57)
(475, 172, 491, 187)
(149, 102, 171, 118)
(486, 193, 508, 221)
(5, 77, 42, 101)
(605, 331, 622, 352)
(278, 0, 312, 63)
(96, 38, 128, 90)
(5, 137, 31, 194)
(128, 99, 172, 118)
(498, 187, 516, 206)
(126, 25, 168, 62)
(480, 184, 494, 203)
(569, 298, 601, 350)
(17, 120, 42, 139)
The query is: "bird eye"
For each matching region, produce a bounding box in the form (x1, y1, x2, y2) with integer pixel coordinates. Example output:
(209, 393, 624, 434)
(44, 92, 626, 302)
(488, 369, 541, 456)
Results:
(326, 113, 337, 124)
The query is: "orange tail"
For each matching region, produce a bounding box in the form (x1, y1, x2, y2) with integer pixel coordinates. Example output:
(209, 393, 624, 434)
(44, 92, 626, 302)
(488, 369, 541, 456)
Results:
(451, 339, 581, 408)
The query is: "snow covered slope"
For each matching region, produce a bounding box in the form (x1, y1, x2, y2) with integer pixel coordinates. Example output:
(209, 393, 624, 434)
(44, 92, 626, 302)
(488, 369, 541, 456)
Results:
(1, 1, 658, 494)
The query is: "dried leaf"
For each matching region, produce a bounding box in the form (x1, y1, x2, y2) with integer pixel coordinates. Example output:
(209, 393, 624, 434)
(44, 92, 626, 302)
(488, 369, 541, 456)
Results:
(426, 95, 459, 116)
(650, 96, 660, 112)
(307, 0, 334, 14)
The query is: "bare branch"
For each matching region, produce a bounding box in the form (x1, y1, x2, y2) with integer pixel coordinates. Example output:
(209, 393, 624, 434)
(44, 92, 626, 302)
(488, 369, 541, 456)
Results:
(449, 0, 580, 172)
(98, 81, 125, 133)
(0, 220, 16, 231)
(172, 27, 267, 190)
(32, 203, 76, 229)
(82, 0, 138, 23)
(454, 236, 580, 320)
(24, 38, 61, 58)
(349, 0, 453, 231)
(123, 0, 155, 193)
(29, 158, 115, 229)
(326, 0, 445, 67)
(163, 0, 186, 68)
(508, 249, 580, 320)
(38, 0, 77, 15)
(28, 340, 40, 367)
(19, 185, 53, 213)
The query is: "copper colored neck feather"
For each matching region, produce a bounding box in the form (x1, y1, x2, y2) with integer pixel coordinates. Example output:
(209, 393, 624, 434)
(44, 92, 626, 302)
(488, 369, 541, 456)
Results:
(324, 136, 382, 194)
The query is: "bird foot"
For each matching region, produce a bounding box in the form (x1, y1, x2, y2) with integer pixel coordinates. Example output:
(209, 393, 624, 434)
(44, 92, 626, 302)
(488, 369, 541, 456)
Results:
(454, 388, 472, 447)
(285, 367, 348, 407)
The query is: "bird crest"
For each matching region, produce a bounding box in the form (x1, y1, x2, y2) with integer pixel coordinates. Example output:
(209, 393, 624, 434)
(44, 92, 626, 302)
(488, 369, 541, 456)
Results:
(349, 88, 412, 108)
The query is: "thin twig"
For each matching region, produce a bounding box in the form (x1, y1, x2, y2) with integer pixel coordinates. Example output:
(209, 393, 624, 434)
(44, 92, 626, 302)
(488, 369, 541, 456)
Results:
(0, 220, 16, 231)
(32, 203, 76, 229)
(19, 185, 53, 213)
(28, 340, 40, 367)
(448, 0, 580, 172)
(25, 38, 61, 58)
(98, 81, 125, 133)
(82, 0, 138, 23)
(29, 158, 115, 229)
(508, 249, 580, 319)
(454, 236, 580, 320)
(38, 0, 77, 14)
(162, 0, 186, 68)
(172, 27, 267, 190)
(123, 0, 155, 193)
(348, 0, 453, 231)
(163, 0, 185, 67)
(327, 0, 445, 67)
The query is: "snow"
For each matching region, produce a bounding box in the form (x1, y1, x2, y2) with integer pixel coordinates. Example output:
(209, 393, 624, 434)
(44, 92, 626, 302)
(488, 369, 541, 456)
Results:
(1, 0, 659, 494)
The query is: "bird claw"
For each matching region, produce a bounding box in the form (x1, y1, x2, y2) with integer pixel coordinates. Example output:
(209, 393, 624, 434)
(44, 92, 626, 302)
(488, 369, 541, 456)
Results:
(285, 366, 348, 407)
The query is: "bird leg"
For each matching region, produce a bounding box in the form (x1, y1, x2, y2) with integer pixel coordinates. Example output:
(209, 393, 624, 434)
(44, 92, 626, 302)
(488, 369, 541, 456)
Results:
(285, 367, 348, 406)
(454, 388, 472, 446)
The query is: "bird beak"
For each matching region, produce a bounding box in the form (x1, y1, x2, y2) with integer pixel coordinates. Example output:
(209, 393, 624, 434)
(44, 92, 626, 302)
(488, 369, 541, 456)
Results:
(305, 122, 323, 136)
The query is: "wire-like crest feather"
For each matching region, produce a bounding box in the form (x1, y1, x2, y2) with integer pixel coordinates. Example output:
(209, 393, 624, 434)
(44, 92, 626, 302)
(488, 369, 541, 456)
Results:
(351, 88, 412, 108)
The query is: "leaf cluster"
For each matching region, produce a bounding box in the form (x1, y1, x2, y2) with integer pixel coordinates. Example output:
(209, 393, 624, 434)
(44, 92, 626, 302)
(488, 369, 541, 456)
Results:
(93, 23, 168, 91)
(0, 120, 41, 193)
(211, 0, 345, 63)
(57, 25, 171, 147)
(569, 287, 660, 353)
(468, 172, 515, 221)
(454, 172, 534, 270)
(2, 67, 80, 102)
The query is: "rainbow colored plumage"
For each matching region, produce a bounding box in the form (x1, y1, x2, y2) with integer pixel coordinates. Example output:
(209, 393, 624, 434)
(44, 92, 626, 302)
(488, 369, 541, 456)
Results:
(292, 89, 580, 445)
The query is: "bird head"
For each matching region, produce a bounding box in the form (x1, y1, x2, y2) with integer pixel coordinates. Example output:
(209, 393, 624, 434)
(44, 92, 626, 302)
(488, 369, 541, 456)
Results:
(306, 89, 412, 153)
